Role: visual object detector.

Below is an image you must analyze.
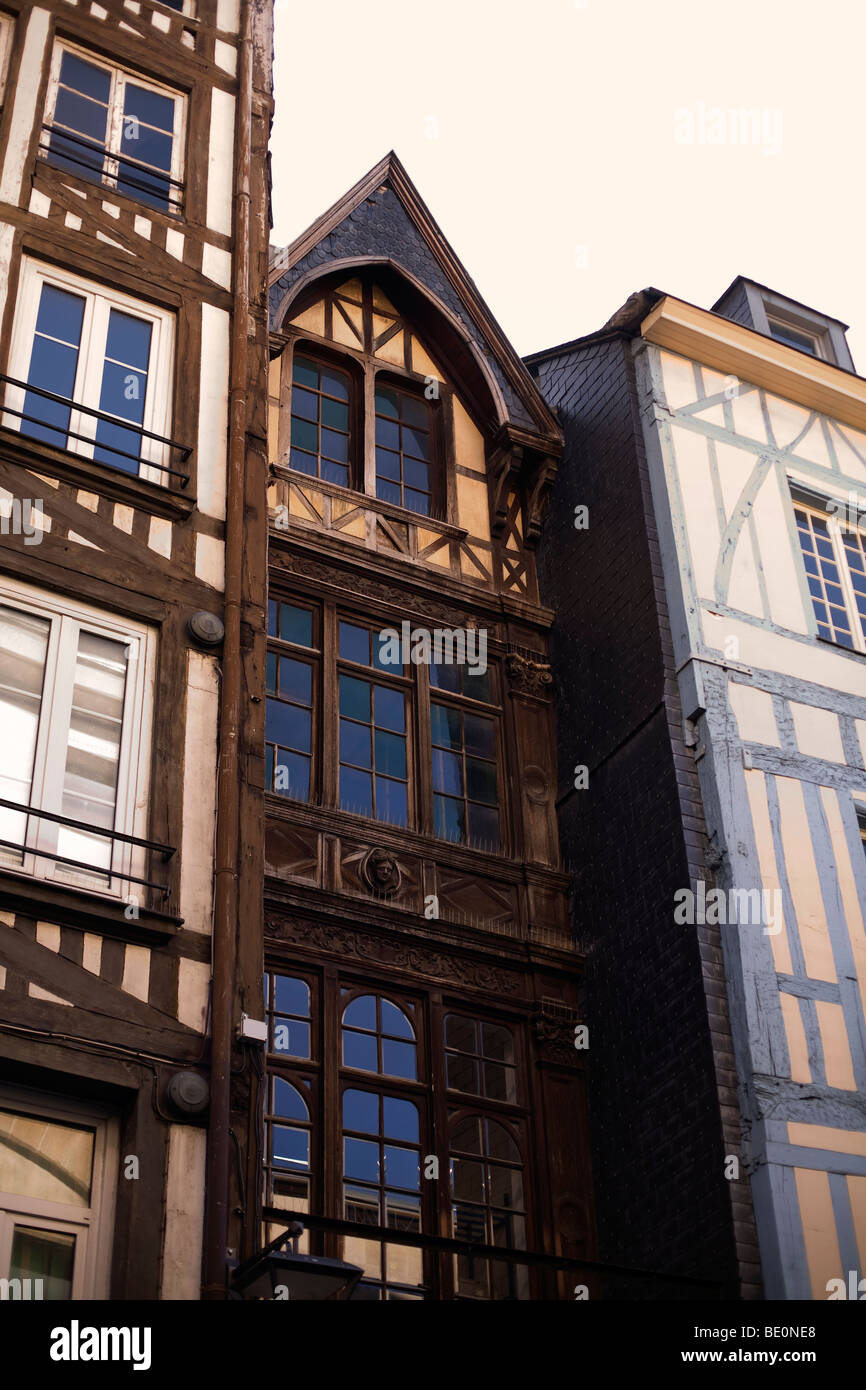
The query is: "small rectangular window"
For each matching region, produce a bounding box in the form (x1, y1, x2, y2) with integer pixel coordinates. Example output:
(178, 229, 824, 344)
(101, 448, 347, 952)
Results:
(265, 602, 318, 802)
(42, 43, 185, 214)
(4, 259, 175, 482)
(290, 355, 352, 487)
(794, 499, 866, 652)
(375, 385, 433, 516)
(431, 700, 500, 851)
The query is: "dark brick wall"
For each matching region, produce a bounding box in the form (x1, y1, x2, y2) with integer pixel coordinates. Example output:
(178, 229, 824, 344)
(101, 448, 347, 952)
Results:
(530, 336, 744, 1290)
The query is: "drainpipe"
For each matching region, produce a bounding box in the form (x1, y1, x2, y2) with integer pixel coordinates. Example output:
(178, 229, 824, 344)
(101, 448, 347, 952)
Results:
(202, 0, 253, 1300)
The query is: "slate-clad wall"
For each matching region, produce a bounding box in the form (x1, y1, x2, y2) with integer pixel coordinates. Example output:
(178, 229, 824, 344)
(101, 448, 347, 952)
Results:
(530, 335, 748, 1291)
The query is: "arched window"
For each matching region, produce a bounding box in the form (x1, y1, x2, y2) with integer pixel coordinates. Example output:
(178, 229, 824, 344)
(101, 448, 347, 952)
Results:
(265, 1076, 312, 1211)
(290, 353, 353, 487)
(341, 994, 417, 1079)
(374, 382, 434, 515)
(449, 1114, 528, 1300)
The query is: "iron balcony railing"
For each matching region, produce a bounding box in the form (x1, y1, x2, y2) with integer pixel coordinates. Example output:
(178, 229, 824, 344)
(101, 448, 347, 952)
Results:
(0, 796, 176, 905)
(261, 1206, 728, 1301)
(39, 124, 185, 214)
(0, 374, 191, 484)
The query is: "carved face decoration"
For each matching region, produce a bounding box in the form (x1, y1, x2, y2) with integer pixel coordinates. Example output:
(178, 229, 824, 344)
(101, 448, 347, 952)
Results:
(361, 848, 401, 896)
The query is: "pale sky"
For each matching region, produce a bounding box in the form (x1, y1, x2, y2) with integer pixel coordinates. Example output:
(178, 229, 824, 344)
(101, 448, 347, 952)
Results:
(271, 0, 866, 367)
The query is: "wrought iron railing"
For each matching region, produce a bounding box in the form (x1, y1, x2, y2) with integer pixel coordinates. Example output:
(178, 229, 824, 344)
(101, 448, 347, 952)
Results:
(0, 374, 191, 483)
(261, 1206, 728, 1301)
(39, 124, 184, 214)
(0, 796, 176, 906)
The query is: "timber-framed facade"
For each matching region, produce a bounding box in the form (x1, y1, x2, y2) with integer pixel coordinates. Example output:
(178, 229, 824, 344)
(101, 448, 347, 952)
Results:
(0, 0, 273, 1299)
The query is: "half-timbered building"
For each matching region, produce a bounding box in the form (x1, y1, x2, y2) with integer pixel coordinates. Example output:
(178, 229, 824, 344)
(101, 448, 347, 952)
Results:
(262, 154, 595, 1299)
(0, 0, 273, 1299)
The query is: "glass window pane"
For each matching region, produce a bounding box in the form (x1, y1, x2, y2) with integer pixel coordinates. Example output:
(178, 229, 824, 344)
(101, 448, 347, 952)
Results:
(467, 803, 499, 850)
(272, 1078, 309, 1121)
(483, 1062, 517, 1104)
(0, 606, 49, 858)
(447, 1052, 480, 1094)
(343, 1029, 378, 1071)
(433, 748, 463, 796)
(383, 1096, 419, 1142)
(464, 714, 496, 759)
(59, 631, 128, 870)
(340, 766, 373, 816)
(464, 667, 493, 703)
(344, 995, 377, 1030)
(290, 449, 316, 476)
(384, 1145, 420, 1191)
(451, 1116, 483, 1155)
(373, 686, 405, 733)
(376, 418, 400, 449)
(273, 751, 310, 800)
(485, 1120, 520, 1164)
(403, 457, 429, 491)
(344, 1137, 379, 1183)
(402, 427, 429, 461)
(445, 1015, 478, 1053)
(10, 1227, 75, 1301)
(321, 428, 348, 462)
(374, 729, 406, 779)
(278, 604, 313, 647)
(278, 657, 312, 705)
(339, 622, 369, 665)
(293, 356, 318, 389)
(379, 999, 413, 1040)
(400, 396, 428, 428)
(452, 1157, 485, 1203)
(321, 367, 349, 401)
(376, 776, 407, 827)
(430, 702, 462, 748)
(0, 1110, 94, 1206)
(339, 675, 371, 722)
(122, 83, 174, 133)
(381, 1038, 416, 1080)
(404, 490, 429, 516)
(266, 699, 310, 753)
(291, 416, 317, 452)
(340, 718, 371, 768)
(60, 50, 112, 103)
(434, 794, 466, 843)
(322, 460, 349, 488)
(375, 387, 400, 418)
(467, 757, 497, 805)
(272, 1125, 309, 1171)
(270, 1017, 310, 1057)
(342, 1089, 379, 1135)
(273, 975, 309, 1017)
(482, 1023, 514, 1063)
(321, 397, 348, 431)
(290, 386, 318, 421)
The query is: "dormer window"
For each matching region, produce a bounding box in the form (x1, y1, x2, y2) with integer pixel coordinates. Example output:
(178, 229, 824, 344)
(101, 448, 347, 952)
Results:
(374, 385, 433, 516)
(290, 355, 352, 487)
(767, 317, 824, 358)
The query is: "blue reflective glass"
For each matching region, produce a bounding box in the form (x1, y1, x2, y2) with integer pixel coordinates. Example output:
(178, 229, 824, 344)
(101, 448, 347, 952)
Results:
(278, 657, 312, 705)
(375, 447, 400, 481)
(266, 699, 310, 753)
(404, 489, 430, 516)
(273, 975, 309, 1017)
(47, 131, 104, 181)
(54, 87, 108, 143)
(266, 652, 277, 693)
(291, 416, 317, 451)
(402, 425, 429, 460)
(430, 703, 462, 749)
(291, 387, 318, 422)
(340, 766, 372, 815)
(117, 163, 170, 210)
(383, 1096, 419, 1142)
(321, 397, 348, 430)
(278, 604, 313, 646)
(404, 457, 429, 491)
(375, 417, 400, 449)
(322, 428, 348, 462)
(375, 387, 399, 418)
(382, 1038, 416, 1080)
(434, 793, 466, 843)
(59, 51, 112, 103)
(104, 312, 152, 372)
(98, 360, 146, 424)
(267, 600, 278, 636)
(339, 675, 371, 722)
(433, 749, 463, 796)
(121, 122, 173, 175)
(344, 995, 377, 1029)
(467, 757, 497, 805)
(343, 1089, 379, 1134)
(339, 622, 369, 665)
(322, 460, 348, 488)
(272, 1077, 308, 1121)
(376, 479, 401, 506)
(123, 84, 175, 134)
(273, 750, 309, 800)
(35, 285, 85, 346)
(373, 686, 404, 734)
(376, 776, 407, 826)
(344, 1137, 379, 1183)
(341, 1028, 377, 1077)
(94, 416, 142, 471)
(384, 1145, 420, 1191)
(468, 803, 499, 849)
(340, 718, 371, 769)
(381, 999, 414, 1039)
(293, 356, 318, 389)
(321, 367, 349, 401)
(375, 730, 406, 780)
(272, 1125, 309, 1170)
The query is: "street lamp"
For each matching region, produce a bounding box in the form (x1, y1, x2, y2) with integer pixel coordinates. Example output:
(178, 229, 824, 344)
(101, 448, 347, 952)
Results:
(230, 1222, 363, 1301)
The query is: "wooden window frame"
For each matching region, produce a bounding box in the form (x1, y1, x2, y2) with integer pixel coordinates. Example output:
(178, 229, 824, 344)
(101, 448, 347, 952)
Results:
(284, 342, 364, 492)
(0, 573, 156, 898)
(265, 600, 320, 804)
(4, 258, 176, 485)
(793, 495, 866, 654)
(0, 1084, 119, 1300)
(42, 40, 186, 216)
(372, 373, 443, 520)
(262, 966, 538, 1300)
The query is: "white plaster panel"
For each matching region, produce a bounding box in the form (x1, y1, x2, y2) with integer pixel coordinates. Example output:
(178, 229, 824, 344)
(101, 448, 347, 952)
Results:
(728, 682, 780, 746)
(161, 1125, 206, 1299)
(180, 652, 218, 934)
(790, 703, 845, 763)
(206, 88, 236, 236)
(196, 303, 230, 519)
